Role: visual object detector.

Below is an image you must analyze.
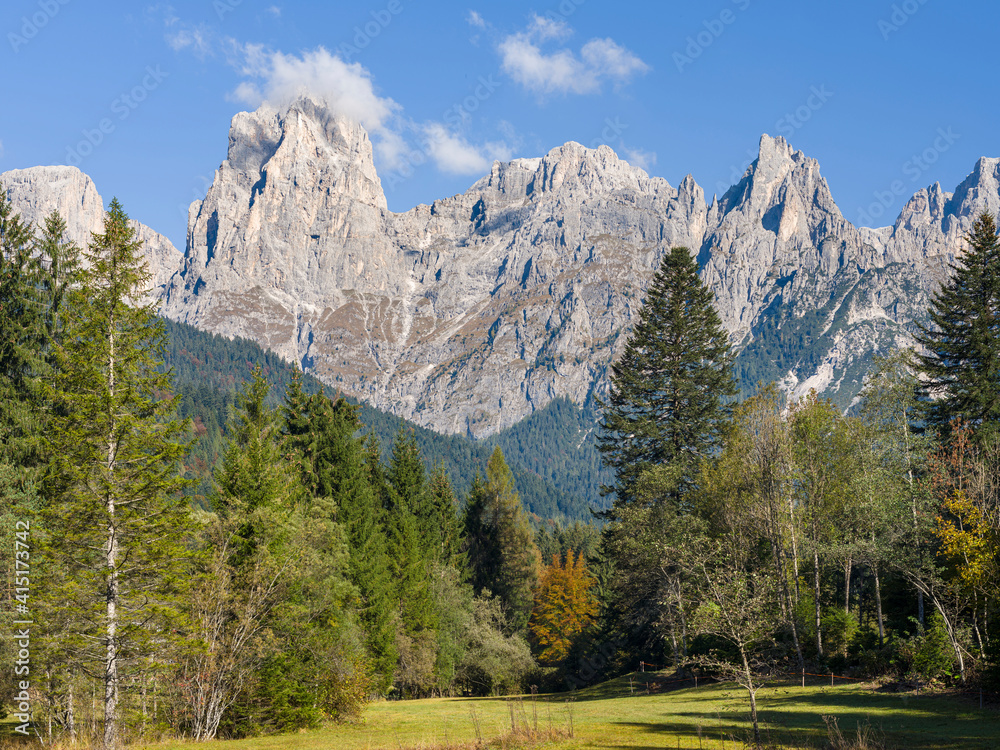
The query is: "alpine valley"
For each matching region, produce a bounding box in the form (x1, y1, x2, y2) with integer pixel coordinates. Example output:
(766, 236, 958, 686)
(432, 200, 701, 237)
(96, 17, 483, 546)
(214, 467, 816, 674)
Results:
(7, 96, 1000, 444)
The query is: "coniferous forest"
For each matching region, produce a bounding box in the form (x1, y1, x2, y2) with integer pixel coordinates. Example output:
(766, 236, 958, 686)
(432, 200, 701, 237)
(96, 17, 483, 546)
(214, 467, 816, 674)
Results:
(3, 193, 1000, 748)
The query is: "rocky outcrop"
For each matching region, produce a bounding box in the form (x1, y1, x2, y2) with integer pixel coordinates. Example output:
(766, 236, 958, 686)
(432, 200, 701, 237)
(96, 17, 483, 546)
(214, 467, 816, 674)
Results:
(1, 166, 182, 302)
(158, 99, 1000, 435)
(13, 99, 1000, 436)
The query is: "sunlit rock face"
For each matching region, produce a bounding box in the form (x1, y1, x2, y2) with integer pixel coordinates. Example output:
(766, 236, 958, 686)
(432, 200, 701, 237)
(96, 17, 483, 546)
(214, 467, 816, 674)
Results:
(17, 98, 1000, 435)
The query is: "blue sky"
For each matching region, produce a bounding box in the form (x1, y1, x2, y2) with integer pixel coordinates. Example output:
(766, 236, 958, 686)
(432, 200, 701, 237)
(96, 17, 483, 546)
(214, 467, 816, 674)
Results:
(1, 0, 995, 251)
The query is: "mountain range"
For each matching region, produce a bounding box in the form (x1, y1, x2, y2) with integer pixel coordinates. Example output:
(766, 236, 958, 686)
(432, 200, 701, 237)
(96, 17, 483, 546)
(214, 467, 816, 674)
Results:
(6, 96, 1000, 438)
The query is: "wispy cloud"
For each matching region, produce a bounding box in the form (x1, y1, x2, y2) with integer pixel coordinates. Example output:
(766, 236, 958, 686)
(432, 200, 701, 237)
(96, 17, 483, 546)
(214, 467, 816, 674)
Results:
(467, 9, 485, 28)
(623, 147, 656, 172)
(228, 44, 510, 177)
(423, 123, 511, 174)
(231, 45, 400, 132)
(498, 15, 648, 96)
(166, 24, 213, 59)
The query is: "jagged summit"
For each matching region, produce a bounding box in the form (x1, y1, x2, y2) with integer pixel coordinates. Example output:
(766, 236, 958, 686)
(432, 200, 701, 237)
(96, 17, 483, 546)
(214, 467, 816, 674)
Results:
(1, 165, 180, 302)
(7, 98, 1000, 435)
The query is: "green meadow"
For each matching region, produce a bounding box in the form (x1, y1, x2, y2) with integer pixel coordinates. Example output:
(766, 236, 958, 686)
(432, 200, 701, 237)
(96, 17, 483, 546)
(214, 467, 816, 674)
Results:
(128, 672, 1000, 750)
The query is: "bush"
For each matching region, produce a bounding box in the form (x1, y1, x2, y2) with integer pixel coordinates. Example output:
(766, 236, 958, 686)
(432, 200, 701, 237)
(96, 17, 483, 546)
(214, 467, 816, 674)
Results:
(911, 612, 955, 683)
(822, 607, 858, 658)
(456, 596, 536, 695)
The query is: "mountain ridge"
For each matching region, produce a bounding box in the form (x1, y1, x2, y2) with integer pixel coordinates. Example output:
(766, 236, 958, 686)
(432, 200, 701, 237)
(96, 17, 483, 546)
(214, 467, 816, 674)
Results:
(6, 98, 999, 436)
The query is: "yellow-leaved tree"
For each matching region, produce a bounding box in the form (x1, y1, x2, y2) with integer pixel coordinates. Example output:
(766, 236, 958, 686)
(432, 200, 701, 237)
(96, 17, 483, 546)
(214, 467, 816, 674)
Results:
(528, 551, 597, 665)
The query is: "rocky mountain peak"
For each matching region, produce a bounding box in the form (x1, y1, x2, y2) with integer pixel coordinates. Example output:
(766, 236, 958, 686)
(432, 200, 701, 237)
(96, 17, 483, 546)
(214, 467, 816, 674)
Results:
(1, 165, 181, 302)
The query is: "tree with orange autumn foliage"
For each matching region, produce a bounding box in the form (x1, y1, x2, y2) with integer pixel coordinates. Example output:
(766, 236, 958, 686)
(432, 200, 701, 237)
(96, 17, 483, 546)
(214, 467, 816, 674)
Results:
(528, 551, 597, 665)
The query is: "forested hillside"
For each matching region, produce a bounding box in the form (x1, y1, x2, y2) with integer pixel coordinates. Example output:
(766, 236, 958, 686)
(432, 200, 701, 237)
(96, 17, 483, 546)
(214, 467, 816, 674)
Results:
(161, 318, 603, 521)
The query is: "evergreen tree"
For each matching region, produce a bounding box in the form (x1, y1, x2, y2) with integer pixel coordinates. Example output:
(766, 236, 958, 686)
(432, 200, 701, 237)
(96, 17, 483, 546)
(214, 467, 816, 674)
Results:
(428, 461, 464, 568)
(0, 192, 43, 470)
(915, 212, 1000, 438)
(597, 246, 735, 514)
(284, 393, 397, 691)
(386, 427, 436, 632)
(187, 369, 301, 740)
(463, 447, 540, 632)
(42, 199, 191, 750)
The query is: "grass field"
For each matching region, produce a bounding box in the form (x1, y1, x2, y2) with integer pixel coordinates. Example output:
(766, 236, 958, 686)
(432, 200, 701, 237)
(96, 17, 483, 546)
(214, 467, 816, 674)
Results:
(136, 671, 1000, 750)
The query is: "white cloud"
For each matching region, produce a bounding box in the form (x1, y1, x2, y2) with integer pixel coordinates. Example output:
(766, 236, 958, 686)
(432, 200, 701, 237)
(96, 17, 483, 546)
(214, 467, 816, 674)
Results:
(167, 25, 213, 58)
(423, 123, 511, 175)
(467, 10, 485, 28)
(526, 14, 570, 42)
(623, 147, 656, 172)
(0, 140, 5, 158)
(231, 45, 399, 132)
(266, 5, 281, 16)
(581, 38, 649, 81)
(498, 17, 648, 96)
(228, 44, 511, 181)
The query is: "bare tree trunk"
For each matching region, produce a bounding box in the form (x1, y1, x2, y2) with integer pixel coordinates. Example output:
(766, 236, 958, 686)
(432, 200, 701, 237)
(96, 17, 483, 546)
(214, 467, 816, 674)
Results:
(873, 564, 885, 648)
(843, 556, 852, 613)
(788, 495, 801, 604)
(741, 648, 761, 749)
(104, 321, 119, 750)
(813, 548, 823, 658)
(68, 676, 76, 744)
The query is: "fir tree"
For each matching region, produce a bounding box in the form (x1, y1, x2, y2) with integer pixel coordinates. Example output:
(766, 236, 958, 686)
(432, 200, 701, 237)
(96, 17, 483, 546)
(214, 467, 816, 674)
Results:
(42, 199, 191, 750)
(284, 393, 397, 691)
(597, 246, 735, 514)
(428, 461, 464, 568)
(0, 192, 43, 470)
(386, 428, 436, 633)
(915, 212, 1000, 438)
(463, 447, 540, 631)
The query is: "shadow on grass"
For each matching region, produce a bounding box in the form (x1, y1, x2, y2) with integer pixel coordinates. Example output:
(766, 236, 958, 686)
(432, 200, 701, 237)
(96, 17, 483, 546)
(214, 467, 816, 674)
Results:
(610, 685, 1000, 750)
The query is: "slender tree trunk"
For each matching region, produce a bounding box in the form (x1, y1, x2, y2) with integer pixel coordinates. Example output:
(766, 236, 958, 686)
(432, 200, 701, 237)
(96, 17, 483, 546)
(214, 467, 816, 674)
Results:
(844, 556, 852, 613)
(67, 676, 76, 744)
(47, 670, 53, 742)
(788, 495, 801, 604)
(873, 564, 885, 648)
(741, 648, 761, 749)
(104, 322, 119, 750)
(813, 548, 823, 658)
(675, 579, 689, 659)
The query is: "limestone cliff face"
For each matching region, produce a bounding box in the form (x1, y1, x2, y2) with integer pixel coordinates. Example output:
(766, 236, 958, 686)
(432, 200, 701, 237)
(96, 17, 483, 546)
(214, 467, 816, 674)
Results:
(12, 99, 1000, 436)
(158, 100, 1000, 434)
(1, 166, 181, 303)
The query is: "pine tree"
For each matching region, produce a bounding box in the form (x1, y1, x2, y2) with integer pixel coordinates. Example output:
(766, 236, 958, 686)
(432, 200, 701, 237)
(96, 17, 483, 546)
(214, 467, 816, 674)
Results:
(463, 447, 541, 631)
(915, 212, 1000, 438)
(42, 199, 191, 750)
(386, 428, 435, 632)
(428, 462, 464, 568)
(0, 192, 43, 470)
(284, 394, 397, 691)
(597, 246, 735, 513)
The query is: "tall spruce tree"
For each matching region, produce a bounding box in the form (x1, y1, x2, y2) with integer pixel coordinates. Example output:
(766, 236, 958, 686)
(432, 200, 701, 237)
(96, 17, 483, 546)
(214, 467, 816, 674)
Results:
(597, 245, 735, 515)
(42, 199, 191, 750)
(915, 212, 1000, 438)
(0, 192, 43, 471)
(283, 388, 398, 691)
(463, 447, 540, 632)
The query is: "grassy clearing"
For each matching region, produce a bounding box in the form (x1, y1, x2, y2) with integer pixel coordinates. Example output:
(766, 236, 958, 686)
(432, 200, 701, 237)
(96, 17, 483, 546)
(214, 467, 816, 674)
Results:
(8, 672, 999, 749)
